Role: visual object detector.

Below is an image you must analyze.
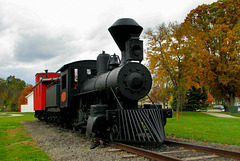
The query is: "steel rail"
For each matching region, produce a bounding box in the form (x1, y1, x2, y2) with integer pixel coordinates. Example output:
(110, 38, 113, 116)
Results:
(108, 142, 182, 161)
(165, 140, 240, 160)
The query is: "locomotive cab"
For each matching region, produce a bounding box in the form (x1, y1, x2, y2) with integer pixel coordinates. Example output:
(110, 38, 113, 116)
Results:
(57, 60, 97, 109)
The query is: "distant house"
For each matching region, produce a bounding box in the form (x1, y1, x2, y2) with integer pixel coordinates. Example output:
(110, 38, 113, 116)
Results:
(20, 92, 34, 112)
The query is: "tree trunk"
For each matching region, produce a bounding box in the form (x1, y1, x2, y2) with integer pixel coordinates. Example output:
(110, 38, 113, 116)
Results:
(176, 94, 180, 120)
(162, 97, 166, 109)
(226, 92, 235, 106)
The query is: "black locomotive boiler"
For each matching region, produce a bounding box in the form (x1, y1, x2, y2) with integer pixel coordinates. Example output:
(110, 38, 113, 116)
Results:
(33, 18, 172, 144)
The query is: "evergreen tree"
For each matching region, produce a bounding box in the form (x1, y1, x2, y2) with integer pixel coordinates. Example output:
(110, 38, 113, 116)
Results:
(185, 87, 208, 111)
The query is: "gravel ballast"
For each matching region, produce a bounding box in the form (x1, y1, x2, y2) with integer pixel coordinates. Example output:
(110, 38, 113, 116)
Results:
(21, 120, 147, 161)
(22, 120, 240, 160)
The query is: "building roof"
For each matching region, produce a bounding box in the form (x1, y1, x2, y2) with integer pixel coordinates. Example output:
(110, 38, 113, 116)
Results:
(25, 91, 33, 99)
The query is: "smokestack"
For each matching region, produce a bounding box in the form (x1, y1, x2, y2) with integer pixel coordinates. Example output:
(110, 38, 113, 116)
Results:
(45, 69, 48, 78)
(108, 18, 143, 64)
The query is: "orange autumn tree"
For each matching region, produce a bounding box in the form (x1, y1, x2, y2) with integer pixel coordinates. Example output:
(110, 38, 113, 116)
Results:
(206, 92, 215, 104)
(184, 0, 240, 105)
(148, 84, 170, 108)
(18, 86, 33, 108)
(145, 22, 207, 120)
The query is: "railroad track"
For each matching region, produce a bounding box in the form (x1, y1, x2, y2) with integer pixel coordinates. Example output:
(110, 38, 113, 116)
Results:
(165, 140, 240, 160)
(106, 140, 240, 160)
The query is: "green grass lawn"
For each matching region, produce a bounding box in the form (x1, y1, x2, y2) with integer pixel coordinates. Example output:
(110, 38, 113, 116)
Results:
(165, 112, 240, 145)
(0, 112, 51, 161)
(1, 111, 239, 161)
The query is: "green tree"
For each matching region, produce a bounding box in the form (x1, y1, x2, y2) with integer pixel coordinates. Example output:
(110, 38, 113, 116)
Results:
(0, 76, 28, 111)
(171, 87, 208, 111)
(185, 87, 208, 111)
(0, 78, 7, 111)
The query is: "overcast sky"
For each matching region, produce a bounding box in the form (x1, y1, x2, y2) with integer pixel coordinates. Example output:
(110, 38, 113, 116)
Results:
(0, 0, 217, 85)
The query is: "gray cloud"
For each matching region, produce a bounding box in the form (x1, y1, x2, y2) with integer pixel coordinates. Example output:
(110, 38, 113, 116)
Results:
(0, 20, 7, 31)
(14, 33, 67, 62)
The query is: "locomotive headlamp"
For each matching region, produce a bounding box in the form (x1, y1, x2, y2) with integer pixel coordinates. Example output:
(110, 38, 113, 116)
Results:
(125, 36, 143, 62)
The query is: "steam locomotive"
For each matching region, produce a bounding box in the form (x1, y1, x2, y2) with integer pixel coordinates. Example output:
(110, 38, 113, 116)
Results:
(33, 18, 172, 144)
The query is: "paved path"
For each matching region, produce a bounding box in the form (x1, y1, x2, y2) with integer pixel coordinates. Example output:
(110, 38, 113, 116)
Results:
(204, 110, 239, 118)
(0, 113, 24, 117)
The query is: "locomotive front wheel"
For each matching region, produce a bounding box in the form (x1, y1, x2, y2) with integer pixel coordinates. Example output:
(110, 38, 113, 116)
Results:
(109, 124, 118, 141)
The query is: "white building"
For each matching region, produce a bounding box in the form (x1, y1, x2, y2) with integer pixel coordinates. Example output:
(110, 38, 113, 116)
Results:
(20, 92, 34, 112)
